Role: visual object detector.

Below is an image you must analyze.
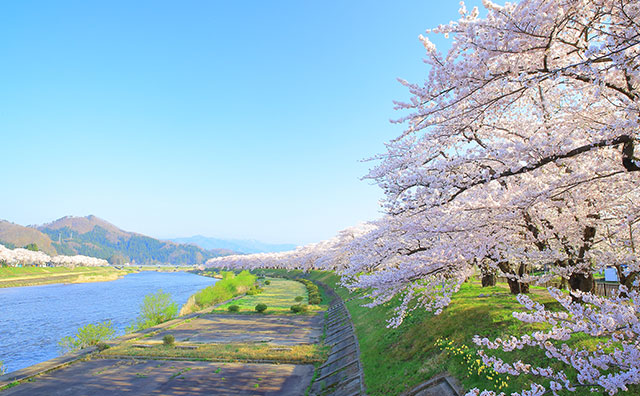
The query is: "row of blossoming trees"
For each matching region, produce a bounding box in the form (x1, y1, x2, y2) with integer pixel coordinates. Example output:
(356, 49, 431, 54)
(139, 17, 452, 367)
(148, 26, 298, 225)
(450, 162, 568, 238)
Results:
(209, 1, 639, 395)
(0, 244, 109, 267)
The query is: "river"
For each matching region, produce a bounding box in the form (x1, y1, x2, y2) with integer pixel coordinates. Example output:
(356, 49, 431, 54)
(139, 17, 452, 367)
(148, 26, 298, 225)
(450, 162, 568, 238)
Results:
(0, 271, 217, 373)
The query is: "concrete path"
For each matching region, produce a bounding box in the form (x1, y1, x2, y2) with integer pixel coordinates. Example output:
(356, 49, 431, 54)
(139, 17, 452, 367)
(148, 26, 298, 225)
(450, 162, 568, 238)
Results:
(1, 359, 313, 396)
(0, 313, 321, 395)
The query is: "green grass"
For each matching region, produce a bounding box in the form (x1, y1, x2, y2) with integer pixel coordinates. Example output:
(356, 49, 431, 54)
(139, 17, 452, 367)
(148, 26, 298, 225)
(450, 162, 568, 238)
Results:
(0, 266, 117, 278)
(301, 271, 639, 396)
(181, 271, 257, 313)
(100, 341, 329, 364)
(212, 277, 326, 314)
(0, 266, 133, 288)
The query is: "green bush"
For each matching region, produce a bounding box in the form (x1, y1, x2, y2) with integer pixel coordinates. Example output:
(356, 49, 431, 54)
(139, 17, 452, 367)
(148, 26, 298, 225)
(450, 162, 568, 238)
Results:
(290, 304, 308, 314)
(59, 321, 116, 352)
(295, 296, 303, 302)
(297, 279, 323, 305)
(228, 304, 240, 312)
(193, 271, 257, 309)
(264, 280, 271, 285)
(246, 285, 264, 295)
(255, 303, 268, 313)
(0, 360, 5, 375)
(163, 334, 175, 346)
(127, 290, 178, 332)
(96, 342, 110, 352)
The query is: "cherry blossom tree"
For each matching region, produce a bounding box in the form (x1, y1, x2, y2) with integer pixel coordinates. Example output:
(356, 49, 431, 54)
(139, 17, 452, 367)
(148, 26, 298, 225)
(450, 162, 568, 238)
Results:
(0, 244, 109, 267)
(210, 0, 640, 393)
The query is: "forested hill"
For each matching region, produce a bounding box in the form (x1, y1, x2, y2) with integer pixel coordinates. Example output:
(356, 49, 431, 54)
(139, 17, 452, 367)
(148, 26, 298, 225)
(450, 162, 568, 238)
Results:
(0, 215, 236, 265)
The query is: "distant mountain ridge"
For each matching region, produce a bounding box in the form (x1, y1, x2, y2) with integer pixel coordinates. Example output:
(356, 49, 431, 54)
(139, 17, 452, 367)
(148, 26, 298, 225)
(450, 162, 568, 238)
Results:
(171, 235, 297, 254)
(0, 215, 237, 265)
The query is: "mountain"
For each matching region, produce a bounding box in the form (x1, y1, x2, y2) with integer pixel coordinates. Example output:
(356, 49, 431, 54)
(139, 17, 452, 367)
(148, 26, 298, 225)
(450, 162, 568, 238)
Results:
(0, 220, 58, 255)
(171, 235, 297, 254)
(0, 215, 236, 265)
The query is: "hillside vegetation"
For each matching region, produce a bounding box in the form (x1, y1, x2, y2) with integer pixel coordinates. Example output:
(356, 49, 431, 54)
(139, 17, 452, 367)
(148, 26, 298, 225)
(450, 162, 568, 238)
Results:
(0, 221, 57, 255)
(0, 215, 234, 265)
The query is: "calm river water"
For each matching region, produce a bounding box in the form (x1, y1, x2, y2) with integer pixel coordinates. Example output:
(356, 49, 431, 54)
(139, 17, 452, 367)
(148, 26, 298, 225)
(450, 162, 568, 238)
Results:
(0, 271, 217, 373)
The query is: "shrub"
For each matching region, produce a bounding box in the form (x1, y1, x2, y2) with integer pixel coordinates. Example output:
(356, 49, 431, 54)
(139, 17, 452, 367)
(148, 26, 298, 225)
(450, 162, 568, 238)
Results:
(265, 280, 271, 285)
(59, 320, 116, 352)
(0, 360, 5, 375)
(228, 304, 240, 312)
(295, 296, 303, 302)
(96, 342, 110, 352)
(255, 303, 268, 313)
(290, 304, 308, 314)
(127, 290, 178, 332)
(163, 334, 175, 347)
(191, 271, 257, 311)
(246, 285, 264, 295)
(297, 279, 323, 305)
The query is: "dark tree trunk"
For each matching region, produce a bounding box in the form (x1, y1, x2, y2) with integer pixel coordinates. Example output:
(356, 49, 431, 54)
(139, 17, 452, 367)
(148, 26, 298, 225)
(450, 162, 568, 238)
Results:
(506, 277, 529, 294)
(615, 265, 638, 296)
(498, 262, 530, 294)
(567, 226, 597, 300)
(568, 272, 595, 293)
(481, 273, 497, 287)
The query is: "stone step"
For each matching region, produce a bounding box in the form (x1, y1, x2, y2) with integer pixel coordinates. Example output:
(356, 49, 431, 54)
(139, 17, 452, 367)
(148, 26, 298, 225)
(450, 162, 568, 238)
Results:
(324, 327, 353, 344)
(320, 352, 358, 371)
(325, 324, 351, 338)
(326, 333, 356, 348)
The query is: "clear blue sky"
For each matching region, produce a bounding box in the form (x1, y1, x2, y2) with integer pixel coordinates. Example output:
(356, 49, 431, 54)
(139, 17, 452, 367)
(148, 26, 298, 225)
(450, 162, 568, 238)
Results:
(1, 0, 483, 245)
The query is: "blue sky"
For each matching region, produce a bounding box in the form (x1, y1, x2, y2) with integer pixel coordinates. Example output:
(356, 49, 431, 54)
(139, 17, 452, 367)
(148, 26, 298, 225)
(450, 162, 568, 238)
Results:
(1, 1, 483, 245)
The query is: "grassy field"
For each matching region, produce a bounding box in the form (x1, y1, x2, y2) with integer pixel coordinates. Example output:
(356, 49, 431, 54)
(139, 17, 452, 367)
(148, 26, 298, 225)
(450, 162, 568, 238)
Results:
(211, 277, 326, 314)
(100, 341, 328, 364)
(0, 266, 135, 288)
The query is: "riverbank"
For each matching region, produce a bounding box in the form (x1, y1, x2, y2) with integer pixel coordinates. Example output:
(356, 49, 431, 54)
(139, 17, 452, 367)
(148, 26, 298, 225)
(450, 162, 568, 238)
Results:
(0, 266, 198, 288)
(0, 266, 134, 288)
(0, 276, 334, 396)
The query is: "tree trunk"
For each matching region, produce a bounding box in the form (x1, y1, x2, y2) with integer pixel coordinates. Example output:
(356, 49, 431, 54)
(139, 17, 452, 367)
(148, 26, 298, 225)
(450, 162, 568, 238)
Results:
(506, 277, 529, 294)
(481, 273, 497, 287)
(498, 262, 529, 294)
(568, 272, 595, 293)
(615, 265, 638, 296)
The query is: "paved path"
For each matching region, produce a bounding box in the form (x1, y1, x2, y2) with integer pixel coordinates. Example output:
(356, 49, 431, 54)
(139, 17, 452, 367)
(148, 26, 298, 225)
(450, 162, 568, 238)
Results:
(0, 313, 321, 395)
(1, 359, 313, 396)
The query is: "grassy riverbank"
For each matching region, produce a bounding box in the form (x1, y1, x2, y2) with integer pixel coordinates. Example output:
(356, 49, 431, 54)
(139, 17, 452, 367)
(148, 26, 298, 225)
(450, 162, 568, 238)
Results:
(179, 270, 258, 314)
(0, 266, 201, 288)
(248, 269, 638, 396)
(211, 277, 326, 314)
(0, 266, 136, 288)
